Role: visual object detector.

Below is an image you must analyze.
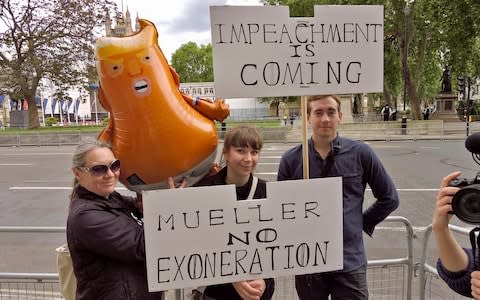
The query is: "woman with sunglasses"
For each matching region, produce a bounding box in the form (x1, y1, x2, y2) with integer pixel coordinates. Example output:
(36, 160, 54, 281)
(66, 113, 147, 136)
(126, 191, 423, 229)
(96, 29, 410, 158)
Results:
(66, 141, 179, 299)
(191, 126, 275, 300)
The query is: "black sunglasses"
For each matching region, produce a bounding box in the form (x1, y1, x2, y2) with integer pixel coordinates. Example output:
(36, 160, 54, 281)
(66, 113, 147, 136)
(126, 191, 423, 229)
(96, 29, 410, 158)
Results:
(78, 159, 121, 176)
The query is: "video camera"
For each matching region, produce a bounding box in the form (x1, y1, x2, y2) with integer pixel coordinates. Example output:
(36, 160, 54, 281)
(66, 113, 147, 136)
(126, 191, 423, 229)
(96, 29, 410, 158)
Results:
(449, 133, 480, 224)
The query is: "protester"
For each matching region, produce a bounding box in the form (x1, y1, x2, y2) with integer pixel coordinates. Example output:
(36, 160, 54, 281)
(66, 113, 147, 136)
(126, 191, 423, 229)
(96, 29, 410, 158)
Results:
(277, 94, 399, 300)
(433, 171, 480, 299)
(193, 126, 275, 300)
(66, 141, 182, 299)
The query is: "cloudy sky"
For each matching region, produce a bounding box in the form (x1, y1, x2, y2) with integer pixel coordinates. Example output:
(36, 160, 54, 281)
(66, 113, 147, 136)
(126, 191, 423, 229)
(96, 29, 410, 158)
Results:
(119, 0, 263, 62)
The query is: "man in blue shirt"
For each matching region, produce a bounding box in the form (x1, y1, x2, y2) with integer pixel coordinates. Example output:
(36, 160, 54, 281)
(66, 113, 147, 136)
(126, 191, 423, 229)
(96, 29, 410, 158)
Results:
(277, 94, 399, 300)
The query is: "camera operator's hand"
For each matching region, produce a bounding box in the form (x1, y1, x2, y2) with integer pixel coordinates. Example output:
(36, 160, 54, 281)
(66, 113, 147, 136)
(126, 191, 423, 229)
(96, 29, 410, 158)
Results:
(432, 171, 461, 231)
(433, 171, 469, 273)
(471, 271, 480, 299)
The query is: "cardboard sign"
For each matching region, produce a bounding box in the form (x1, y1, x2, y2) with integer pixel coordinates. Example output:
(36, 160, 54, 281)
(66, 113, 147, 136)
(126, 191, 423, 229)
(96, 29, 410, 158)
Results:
(210, 5, 384, 98)
(143, 178, 343, 292)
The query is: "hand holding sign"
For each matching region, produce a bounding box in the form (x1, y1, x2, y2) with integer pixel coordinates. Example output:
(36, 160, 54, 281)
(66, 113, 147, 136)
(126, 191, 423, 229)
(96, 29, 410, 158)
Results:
(143, 178, 343, 292)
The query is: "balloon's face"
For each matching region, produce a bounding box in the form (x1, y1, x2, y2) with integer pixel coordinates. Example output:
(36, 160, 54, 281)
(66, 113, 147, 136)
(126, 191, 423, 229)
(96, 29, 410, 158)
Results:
(99, 48, 155, 99)
(96, 25, 168, 106)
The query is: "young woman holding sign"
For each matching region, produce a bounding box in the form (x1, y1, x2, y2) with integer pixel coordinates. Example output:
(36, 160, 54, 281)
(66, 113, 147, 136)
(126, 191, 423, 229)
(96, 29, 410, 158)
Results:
(193, 126, 275, 300)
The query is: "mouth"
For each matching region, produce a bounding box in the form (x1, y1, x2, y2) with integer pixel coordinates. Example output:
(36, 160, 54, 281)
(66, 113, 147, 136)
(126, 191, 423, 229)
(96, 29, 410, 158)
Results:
(133, 79, 149, 93)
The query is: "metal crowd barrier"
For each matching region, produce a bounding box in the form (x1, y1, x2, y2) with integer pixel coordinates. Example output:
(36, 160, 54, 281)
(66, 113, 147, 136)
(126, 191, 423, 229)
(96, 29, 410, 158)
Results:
(418, 224, 472, 300)
(0, 217, 473, 299)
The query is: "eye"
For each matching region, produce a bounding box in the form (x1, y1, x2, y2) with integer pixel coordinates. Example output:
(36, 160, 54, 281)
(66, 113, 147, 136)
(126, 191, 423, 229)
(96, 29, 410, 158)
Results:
(141, 53, 152, 64)
(105, 63, 124, 78)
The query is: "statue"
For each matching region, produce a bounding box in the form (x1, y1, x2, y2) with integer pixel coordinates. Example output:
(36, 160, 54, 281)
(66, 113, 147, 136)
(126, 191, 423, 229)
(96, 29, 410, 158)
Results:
(440, 65, 452, 93)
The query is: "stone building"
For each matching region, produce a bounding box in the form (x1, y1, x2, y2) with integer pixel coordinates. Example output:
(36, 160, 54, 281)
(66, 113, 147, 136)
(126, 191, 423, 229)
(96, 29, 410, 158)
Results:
(104, 7, 139, 37)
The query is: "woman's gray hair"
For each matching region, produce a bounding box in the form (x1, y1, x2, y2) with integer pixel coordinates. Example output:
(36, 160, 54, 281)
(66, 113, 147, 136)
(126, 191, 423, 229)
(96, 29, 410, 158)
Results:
(70, 141, 112, 202)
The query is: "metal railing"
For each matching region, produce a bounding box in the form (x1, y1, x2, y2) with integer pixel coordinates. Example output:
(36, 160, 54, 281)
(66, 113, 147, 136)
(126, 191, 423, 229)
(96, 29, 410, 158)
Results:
(0, 121, 478, 147)
(418, 224, 472, 300)
(0, 217, 474, 299)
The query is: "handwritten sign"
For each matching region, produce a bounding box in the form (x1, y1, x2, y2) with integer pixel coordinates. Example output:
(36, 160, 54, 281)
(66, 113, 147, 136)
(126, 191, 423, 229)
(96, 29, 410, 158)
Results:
(210, 5, 383, 98)
(143, 178, 343, 292)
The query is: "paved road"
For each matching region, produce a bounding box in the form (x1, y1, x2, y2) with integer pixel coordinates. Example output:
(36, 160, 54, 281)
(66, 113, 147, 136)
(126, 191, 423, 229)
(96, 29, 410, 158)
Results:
(0, 139, 477, 298)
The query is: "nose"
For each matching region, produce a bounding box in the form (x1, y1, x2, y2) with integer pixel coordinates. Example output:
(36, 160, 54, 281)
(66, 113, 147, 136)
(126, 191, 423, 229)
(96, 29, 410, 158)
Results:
(104, 167, 115, 177)
(320, 113, 330, 122)
(127, 60, 142, 76)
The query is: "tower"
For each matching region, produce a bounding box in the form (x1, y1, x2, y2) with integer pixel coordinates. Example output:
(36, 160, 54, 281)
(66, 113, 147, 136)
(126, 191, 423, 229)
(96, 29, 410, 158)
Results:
(104, 6, 135, 37)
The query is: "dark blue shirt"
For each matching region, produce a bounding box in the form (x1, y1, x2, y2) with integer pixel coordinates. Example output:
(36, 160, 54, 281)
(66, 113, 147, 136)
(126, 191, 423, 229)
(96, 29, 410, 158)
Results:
(277, 136, 399, 271)
(437, 248, 474, 298)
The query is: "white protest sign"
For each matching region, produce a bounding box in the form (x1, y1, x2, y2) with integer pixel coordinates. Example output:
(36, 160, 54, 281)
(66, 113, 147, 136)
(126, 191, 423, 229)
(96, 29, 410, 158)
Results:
(210, 5, 383, 98)
(143, 177, 343, 292)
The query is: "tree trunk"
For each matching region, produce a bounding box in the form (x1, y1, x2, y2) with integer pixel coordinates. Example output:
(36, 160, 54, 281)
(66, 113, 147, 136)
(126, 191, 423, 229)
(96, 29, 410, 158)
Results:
(26, 93, 40, 129)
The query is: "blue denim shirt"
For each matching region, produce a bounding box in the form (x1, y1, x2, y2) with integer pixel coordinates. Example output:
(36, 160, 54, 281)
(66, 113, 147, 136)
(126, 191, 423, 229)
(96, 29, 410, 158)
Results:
(277, 136, 399, 271)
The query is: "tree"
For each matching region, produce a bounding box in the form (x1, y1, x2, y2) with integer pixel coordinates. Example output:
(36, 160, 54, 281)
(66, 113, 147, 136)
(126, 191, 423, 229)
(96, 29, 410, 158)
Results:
(171, 42, 214, 83)
(0, 0, 112, 128)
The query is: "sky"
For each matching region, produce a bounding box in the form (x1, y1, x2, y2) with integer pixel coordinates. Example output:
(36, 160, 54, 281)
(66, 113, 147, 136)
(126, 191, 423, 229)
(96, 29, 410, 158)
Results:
(119, 0, 263, 63)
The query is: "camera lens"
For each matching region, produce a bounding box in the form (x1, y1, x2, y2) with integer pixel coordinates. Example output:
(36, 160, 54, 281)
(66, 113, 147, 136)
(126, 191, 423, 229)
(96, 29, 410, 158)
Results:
(452, 184, 480, 224)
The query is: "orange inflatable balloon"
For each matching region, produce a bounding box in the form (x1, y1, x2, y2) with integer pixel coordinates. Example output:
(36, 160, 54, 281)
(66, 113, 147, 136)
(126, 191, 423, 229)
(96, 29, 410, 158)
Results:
(95, 19, 229, 191)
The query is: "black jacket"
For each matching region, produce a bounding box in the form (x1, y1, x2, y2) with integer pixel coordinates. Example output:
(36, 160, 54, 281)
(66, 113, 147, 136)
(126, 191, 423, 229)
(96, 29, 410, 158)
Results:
(194, 167, 275, 300)
(66, 186, 162, 300)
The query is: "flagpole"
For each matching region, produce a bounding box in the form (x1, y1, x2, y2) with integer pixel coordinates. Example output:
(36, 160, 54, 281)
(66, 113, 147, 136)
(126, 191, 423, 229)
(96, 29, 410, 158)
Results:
(301, 95, 309, 179)
(40, 93, 45, 127)
(75, 98, 79, 126)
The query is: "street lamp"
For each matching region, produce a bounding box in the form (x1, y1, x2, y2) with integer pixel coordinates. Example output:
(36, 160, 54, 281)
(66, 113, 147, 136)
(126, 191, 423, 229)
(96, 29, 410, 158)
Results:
(403, 1, 413, 112)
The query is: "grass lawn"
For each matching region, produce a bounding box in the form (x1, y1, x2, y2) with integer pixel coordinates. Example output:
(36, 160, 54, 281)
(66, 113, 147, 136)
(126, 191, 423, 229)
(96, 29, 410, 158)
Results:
(0, 119, 283, 135)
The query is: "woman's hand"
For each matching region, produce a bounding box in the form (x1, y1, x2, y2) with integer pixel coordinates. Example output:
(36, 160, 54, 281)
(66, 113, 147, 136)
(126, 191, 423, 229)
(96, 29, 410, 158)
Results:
(168, 177, 187, 189)
(472, 271, 480, 299)
(432, 171, 461, 232)
(135, 192, 143, 213)
(232, 279, 265, 300)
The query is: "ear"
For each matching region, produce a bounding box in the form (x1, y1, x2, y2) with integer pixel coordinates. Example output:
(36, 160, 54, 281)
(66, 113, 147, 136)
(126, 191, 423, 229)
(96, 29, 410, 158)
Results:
(72, 167, 81, 179)
(338, 111, 343, 121)
(222, 148, 229, 161)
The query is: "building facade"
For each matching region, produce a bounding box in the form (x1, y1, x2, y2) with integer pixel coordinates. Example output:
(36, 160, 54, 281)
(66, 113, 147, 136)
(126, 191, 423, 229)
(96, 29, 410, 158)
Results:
(179, 82, 271, 120)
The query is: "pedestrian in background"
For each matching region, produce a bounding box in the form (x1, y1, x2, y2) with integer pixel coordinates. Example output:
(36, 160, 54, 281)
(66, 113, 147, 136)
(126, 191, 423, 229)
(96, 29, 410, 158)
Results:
(381, 103, 391, 121)
(277, 94, 399, 300)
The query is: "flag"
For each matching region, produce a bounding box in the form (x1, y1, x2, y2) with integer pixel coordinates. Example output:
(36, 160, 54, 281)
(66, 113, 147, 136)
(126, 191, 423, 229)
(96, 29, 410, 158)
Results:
(44, 98, 52, 115)
(10, 99, 17, 111)
(51, 99, 58, 114)
(42, 98, 48, 112)
(58, 100, 65, 113)
(75, 99, 81, 114)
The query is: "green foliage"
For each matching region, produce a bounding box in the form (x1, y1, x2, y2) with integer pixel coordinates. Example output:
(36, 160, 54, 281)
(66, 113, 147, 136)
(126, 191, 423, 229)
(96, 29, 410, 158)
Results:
(257, 0, 480, 120)
(171, 42, 214, 83)
(45, 117, 58, 127)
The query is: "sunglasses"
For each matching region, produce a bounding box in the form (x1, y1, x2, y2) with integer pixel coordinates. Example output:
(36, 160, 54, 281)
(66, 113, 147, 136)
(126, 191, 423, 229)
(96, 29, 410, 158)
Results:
(78, 159, 121, 176)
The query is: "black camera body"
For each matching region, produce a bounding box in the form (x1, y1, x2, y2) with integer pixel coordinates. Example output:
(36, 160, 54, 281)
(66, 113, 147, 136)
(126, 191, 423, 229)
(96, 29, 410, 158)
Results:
(449, 172, 480, 224)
